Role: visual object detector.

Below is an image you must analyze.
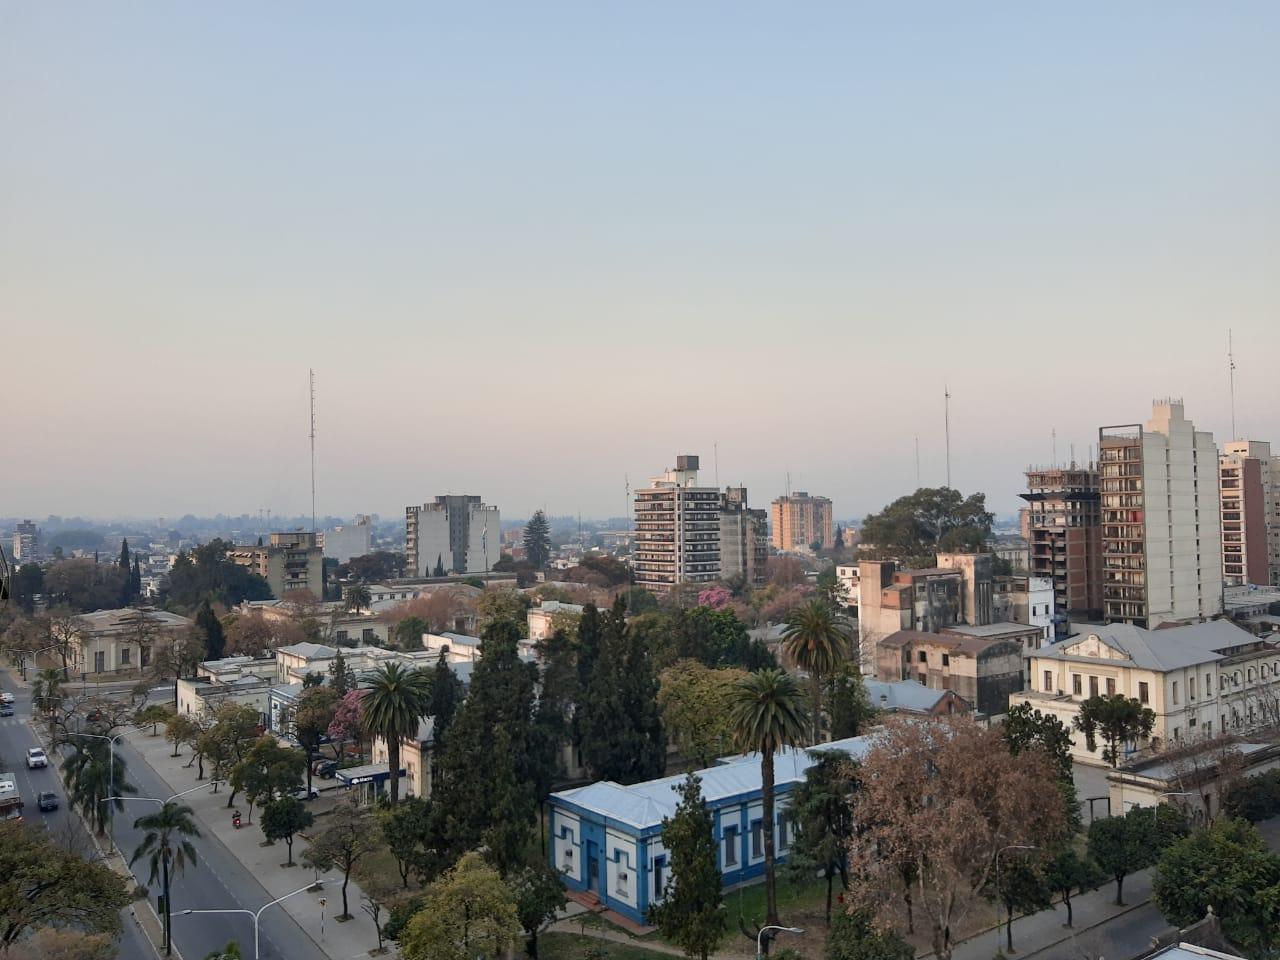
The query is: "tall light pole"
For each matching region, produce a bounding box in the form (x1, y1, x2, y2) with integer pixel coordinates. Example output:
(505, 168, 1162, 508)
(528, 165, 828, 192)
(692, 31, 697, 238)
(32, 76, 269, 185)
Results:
(104, 780, 226, 807)
(757, 925, 805, 959)
(994, 844, 1038, 954)
(177, 881, 325, 960)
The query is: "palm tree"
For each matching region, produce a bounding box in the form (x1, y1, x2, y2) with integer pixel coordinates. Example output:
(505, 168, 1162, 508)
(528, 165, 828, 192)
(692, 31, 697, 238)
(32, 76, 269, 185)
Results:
(31, 667, 63, 729)
(343, 584, 372, 613)
(132, 801, 201, 955)
(359, 662, 431, 805)
(61, 740, 136, 836)
(729, 668, 809, 936)
(782, 600, 850, 744)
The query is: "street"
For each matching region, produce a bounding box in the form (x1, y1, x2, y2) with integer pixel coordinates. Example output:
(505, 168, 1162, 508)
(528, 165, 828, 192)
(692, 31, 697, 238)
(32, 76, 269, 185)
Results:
(0, 671, 327, 960)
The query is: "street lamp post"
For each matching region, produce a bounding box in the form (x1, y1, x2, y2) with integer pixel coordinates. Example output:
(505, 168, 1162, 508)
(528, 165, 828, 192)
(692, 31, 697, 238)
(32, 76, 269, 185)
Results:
(994, 844, 1038, 954)
(757, 925, 805, 959)
(22, 642, 62, 682)
(177, 881, 325, 960)
(103, 780, 226, 807)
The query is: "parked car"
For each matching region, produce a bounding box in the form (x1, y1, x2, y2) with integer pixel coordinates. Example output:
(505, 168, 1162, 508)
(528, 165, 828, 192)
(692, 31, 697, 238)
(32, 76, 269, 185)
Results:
(26, 748, 48, 769)
(292, 785, 321, 801)
(313, 760, 338, 779)
(37, 791, 58, 812)
(0, 691, 14, 705)
(0, 705, 13, 718)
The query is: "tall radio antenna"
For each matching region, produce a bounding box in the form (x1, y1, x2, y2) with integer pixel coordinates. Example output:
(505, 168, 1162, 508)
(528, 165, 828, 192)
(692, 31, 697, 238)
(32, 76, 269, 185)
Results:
(914, 436, 920, 487)
(309, 368, 317, 533)
(944, 385, 952, 488)
(1228, 329, 1237, 440)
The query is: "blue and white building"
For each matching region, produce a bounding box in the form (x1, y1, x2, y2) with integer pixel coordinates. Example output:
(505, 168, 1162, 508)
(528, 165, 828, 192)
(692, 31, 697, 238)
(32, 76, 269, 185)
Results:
(547, 735, 874, 924)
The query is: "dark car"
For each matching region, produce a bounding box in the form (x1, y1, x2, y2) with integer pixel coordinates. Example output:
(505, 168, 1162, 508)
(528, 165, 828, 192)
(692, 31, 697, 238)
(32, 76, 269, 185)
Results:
(0, 705, 13, 718)
(313, 760, 338, 779)
(37, 792, 58, 812)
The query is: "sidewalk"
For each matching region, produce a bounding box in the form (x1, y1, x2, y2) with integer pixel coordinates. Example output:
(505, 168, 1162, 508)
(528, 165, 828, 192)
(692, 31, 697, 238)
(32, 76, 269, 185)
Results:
(942, 869, 1154, 960)
(124, 724, 380, 960)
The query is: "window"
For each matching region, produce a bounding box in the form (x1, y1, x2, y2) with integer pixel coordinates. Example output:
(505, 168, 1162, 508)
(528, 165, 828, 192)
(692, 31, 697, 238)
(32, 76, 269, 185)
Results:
(1190, 716, 1197, 728)
(653, 858, 666, 899)
(362, 628, 375, 643)
(1189, 676, 1196, 699)
(1089, 676, 1099, 698)
(1072, 674, 1082, 696)
(723, 827, 738, 867)
(616, 870, 629, 898)
(751, 820, 763, 859)
(1138, 682, 1149, 704)
(1172, 681, 1179, 705)
(777, 814, 789, 850)
(1043, 670, 1053, 693)
(120, 648, 131, 667)
(918, 651, 928, 664)
(942, 654, 950, 667)
(335, 630, 348, 642)
(918, 673, 927, 686)
(1106, 677, 1116, 696)
(562, 848, 574, 872)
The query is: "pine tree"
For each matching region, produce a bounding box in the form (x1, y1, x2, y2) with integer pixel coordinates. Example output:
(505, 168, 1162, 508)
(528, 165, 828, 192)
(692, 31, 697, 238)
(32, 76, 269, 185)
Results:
(429, 655, 463, 743)
(196, 601, 226, 661)
(433, 554, 446, 578)
(329, 650, 355, 697)
(131, 557, 142, 599)
(523, 511, 552, 570)
(647, 773, 726, 960)
(119, 539, 131, 574)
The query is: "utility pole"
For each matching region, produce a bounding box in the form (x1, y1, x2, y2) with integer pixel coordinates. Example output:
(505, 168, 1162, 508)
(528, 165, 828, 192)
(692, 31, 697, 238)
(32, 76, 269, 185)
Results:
(914, 436, 920, 487)
(309, 369, 317, 533)
(944, 385, 952, 489)
(1228, 328, 1237, 440)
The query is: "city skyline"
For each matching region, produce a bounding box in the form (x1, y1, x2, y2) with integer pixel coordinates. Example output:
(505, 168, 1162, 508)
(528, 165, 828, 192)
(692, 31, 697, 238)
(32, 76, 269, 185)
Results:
(5, 4, 1278, 521)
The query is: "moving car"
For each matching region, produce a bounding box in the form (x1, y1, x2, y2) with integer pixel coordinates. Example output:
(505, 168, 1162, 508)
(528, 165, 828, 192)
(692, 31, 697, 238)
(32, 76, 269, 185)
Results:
(313, 759, 338, 779)
(37, 791, 58, 812)
(0, 691, 14, 705)
(0, 705, 13, 718)
(26, 748, 48, 769)
(292, 785, 321, 801)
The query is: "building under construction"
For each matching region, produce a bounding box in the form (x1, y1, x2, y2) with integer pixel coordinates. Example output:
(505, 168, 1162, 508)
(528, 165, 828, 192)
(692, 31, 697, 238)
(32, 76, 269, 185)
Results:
(1020, 464, 1103, 623)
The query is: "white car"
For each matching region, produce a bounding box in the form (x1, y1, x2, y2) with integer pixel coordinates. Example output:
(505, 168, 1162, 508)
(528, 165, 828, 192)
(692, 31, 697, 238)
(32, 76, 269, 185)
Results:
(0, 692, 14, 705)
(26, 748, 48, 769)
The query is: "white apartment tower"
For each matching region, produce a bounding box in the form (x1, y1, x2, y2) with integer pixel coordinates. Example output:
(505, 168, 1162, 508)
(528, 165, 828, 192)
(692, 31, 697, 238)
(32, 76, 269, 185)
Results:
(1219, 440, 1279, 587)
(405, 496, 501, 577)
(1098, 399, 1223, 628)
(633, 456, 721, 594)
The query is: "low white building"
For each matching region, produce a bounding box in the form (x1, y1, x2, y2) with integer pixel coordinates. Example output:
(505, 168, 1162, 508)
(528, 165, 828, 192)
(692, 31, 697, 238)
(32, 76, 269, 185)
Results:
(70, 608, 193, 675)
(527, 601, 585, 642)
(1015, 620, 1280, 765)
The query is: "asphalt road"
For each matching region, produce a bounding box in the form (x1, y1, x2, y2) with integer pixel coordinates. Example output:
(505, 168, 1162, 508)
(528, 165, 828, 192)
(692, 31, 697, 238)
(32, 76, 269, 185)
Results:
(0, 673, 327, 960)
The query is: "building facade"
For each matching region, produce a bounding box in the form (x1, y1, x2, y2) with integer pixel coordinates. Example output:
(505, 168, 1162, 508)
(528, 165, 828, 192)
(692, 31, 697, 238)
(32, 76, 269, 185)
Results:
(405, 496, 501, 576)
(1021, 466, 1102, 621)
(12, 520, 38, 563)
(548, 736, 874, 924)
(228, 532, 325, 600)
(769, 493, 834, 553)
(1099, 400, 1224, 628)
(322, 516, 373, 563)
(875, 628, 1026, 717)
(719, 486, 769, 586)
(70, 607, 193, 675)
(1219, 440, 1277, 587)
(1015, 620, 1280, 765)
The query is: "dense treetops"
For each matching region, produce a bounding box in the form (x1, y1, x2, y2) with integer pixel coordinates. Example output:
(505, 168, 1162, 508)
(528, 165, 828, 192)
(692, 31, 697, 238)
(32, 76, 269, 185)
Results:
(859, 487, 994, 567)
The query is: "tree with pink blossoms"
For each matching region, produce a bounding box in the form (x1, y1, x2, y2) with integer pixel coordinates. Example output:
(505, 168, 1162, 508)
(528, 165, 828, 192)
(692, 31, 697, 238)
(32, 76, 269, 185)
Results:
(327, 689, 365, 762)
(696, 586, 732, 610)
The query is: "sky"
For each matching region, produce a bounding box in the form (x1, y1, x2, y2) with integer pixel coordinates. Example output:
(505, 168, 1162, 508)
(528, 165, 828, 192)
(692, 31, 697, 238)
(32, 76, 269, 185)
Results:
(3, 3, 1278, 524)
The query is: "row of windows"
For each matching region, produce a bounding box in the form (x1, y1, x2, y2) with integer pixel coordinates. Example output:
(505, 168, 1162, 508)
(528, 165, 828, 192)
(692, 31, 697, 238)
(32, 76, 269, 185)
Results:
(1044, 662, 1280, 702)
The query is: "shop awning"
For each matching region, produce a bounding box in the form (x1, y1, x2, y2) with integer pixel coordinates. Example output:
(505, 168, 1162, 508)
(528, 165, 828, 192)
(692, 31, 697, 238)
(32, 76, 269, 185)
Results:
(335, 763, 406, 787)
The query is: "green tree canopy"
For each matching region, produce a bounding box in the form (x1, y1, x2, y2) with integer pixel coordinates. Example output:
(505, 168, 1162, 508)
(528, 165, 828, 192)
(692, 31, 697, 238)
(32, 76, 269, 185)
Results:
(166, 540, 272, 612)
(825, 909, 913, 960)
(658, 660, 749, 768)
(859, 487, 994, 565)
(400, 852, 522, 960)
(646, 774, 727, 960)
(788, 751, 859, 923)
(260, 797, 314, 866)
(1073, 694, 1156, 767)
(522, 511, 552, 570)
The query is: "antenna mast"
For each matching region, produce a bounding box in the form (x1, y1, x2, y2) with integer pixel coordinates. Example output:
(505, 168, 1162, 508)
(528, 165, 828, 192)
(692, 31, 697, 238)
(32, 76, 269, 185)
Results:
(1052, 427, 1057, 466)
(1228, 329, 1237, 440)
(309, 369, 317, 533)
(914, 436, 920, 487)
(714, 442, 720, 489)
(944, 385, 952, 488)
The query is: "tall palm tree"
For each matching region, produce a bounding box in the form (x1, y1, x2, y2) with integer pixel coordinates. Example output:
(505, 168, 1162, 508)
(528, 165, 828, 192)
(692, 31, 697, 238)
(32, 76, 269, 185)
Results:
(61, 740, 136, 836)
(32, 666, 63, 728)
(359, 662, 431, 805)
(132, 801, 201, 955)
(343, 584, 372, 613)
(729, 668, 809, 936)
(782, 600, 850, 744)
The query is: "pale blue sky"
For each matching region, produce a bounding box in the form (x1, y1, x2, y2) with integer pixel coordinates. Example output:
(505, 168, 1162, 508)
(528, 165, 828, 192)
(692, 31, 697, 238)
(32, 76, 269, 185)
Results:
(3, 3, 1278, 522)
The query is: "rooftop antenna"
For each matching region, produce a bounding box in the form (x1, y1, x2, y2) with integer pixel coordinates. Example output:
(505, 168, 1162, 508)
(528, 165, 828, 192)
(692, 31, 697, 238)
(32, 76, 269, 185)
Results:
(1228, 328, 1237, 440)
(944, 385, 952, 488)
(914, 436, 920, 487)
(309, 368, 317, 533)
(1051, 427, 1057, 466)
(714, 442, 720, 489)
(785, 470, 791, 498)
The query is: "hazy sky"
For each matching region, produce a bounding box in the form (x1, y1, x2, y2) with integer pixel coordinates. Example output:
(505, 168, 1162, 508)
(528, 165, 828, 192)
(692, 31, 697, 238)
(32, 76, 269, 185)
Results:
(4, 3, 1278, 524)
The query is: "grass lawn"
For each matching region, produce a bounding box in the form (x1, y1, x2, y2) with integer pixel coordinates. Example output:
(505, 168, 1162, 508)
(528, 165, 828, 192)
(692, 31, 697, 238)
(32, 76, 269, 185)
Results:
(723, 872, 831, 930)
(542, 932, 674, 960)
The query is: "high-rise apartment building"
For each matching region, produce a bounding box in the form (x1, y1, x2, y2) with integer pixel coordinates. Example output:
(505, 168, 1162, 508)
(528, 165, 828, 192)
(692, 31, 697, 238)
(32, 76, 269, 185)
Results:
(632, 456, 768, 594)
(1098, 400, 1223, 628)
(1020, 465, 1102, 620)
(12, 520, 38, 563)
(322, 515, 374, 563)
(1219, 440, 1278, 586)
(405, 496, 500, 577)
(228, 532, 325, 600)
(770, 493, 834, 553)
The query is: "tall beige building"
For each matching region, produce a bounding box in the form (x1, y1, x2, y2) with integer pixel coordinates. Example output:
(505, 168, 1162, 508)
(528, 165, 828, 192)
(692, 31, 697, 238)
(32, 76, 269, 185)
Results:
(228, 532, 325, 600)
(770, 493, 834, 553)
(1219, 440, 1279, 587)
(1098, 400, 1223, 628)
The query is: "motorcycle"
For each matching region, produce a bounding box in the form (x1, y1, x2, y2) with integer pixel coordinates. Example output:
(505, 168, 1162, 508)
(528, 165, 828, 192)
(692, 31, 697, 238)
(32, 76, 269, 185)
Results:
(232, 810, 242, 829)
